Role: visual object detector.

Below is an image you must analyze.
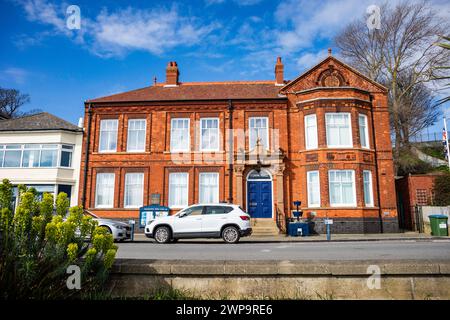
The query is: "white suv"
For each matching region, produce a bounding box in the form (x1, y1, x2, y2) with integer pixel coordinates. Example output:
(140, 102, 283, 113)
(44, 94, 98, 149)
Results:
(145, 204, 252, 244)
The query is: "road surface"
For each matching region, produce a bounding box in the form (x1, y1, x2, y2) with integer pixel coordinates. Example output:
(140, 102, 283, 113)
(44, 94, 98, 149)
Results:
(116, 239, 450, 260)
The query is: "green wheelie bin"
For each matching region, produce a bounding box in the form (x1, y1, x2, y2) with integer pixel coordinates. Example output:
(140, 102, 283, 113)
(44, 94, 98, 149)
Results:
(429, 215, 448, 236)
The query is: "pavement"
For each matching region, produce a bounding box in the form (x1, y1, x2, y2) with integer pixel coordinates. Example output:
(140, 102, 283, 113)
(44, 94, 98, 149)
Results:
(117, 237, 450, 260)
(131, 231, 447, 243)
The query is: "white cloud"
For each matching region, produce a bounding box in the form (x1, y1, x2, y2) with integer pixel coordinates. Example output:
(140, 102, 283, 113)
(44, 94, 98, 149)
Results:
(14, 1, 220, 58)
(89, 6, 219, 57)
(1, 67, 29, 84)
(296, 49, 330, 71)
(17, 0, 69, 34)
(205, 0, 263, 6)
(205, 0, 226, 5)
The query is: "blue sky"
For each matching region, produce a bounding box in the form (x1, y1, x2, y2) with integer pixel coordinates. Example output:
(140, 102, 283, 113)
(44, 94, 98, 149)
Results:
(0, 0, 449, 131)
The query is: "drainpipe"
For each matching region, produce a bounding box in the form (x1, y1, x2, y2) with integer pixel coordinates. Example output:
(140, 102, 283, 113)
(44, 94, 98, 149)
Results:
(81, 103, 92, 209)
(369, 96, 384, 233)
(228, 99, 233, 203)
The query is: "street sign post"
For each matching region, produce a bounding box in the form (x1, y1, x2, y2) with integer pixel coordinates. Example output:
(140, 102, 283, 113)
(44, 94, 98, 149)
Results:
(324, 219, 333, 241)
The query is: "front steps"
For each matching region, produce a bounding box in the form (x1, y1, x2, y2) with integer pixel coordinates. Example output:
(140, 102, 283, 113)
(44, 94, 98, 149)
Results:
(250, 218, 280, 237)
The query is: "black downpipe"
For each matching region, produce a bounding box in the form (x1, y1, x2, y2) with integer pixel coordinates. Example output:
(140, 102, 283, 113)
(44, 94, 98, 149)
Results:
(369, 96, 384, 233)
(228, 99, 233, 203)
(81, 103, 93, 209)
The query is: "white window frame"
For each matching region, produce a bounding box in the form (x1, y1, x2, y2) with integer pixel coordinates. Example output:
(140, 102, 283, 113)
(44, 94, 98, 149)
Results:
(304, 114, 318, 150)
(98, 119, 118, 153)
(95, 173, 115, 208)
(168, 172, 189, 209)
(124, 172, 144, 208)
(359, 114, 370, 149)
(199, 172, 219, 204)
(199, 118, 220, 152)
(0, 144, 73, 169)
(249, 117, 269, 150)
(328, 170, 357, 207)
(307, 171, 321, 208)
(325, 113, 353, 148)
(127, 119, 146, 152)
(363, 170, 374, 207)
(170, 118, 190, 152)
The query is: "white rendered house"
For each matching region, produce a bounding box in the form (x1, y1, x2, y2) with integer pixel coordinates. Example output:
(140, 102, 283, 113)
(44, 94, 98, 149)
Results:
(0, 112, 83, 206)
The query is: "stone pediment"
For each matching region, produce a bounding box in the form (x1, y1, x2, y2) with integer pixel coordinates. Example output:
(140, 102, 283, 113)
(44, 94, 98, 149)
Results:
(279, 55, 387, 94)
(236, 138, 285, 165)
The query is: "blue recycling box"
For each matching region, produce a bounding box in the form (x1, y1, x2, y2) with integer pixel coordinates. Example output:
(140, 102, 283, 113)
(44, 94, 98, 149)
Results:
(288, 222, 310, 237)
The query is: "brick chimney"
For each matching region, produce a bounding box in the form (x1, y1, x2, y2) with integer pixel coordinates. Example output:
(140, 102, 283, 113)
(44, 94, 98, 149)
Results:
(275, 57, 284, 86)
(165, 61, 179, 86)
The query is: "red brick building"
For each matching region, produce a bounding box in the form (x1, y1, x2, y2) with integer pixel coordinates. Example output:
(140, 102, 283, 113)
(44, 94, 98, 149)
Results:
(79, 52, 399, 233)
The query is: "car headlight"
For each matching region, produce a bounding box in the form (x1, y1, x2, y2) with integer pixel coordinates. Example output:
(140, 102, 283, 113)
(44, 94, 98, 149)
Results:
(113, 224, 124, 229)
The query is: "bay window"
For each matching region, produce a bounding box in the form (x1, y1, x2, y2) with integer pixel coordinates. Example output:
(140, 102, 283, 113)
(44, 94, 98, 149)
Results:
(0, 144, 73, 168)
(124, 172, 144, 208)
(168, 172, 188, 208)
(363, 170, 374, 207)
(127, 119, 146, 152)
(304, 114, 318, 149)
(99, 119, 118, 152)
(249, 117, 269, 150)
(199, 172, 219, 204)
(170, 118, 190, 152)
(359, 114, 369, 148)
(200, 118, 219, 151)
(39, 144, 58, 167)
(307, 171, 320, 207)
(328, 170, 356, 207)
(22, 145, 40, 167)
(326, 113, 352, 148)
(3, 145, 21, 167)
(60, 145, 73, 167)
(95, 173, 115, 208)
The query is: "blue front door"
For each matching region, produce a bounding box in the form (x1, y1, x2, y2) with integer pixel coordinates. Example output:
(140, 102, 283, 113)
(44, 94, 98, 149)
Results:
(247, 181, 272, 218)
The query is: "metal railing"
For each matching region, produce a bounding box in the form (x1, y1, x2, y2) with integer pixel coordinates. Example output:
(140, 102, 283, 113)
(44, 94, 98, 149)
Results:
(406, 131, 448, 144)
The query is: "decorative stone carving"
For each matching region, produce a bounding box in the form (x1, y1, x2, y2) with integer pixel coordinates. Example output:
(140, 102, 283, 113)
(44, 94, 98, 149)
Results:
(305, 153, 318, 162)
(363, 153, 374, 162)
(317, 65, 347, 87)
(327, 152, 356, 161)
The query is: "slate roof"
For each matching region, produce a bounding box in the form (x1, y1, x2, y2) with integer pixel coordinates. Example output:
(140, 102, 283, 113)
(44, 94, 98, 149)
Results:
(87, 81, 287, 103)
(0, 112, 82, 132)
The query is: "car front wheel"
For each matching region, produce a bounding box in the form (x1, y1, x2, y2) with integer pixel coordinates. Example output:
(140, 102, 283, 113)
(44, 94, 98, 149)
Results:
(154, 226, 171, 244)
(222, 226, 240, 244)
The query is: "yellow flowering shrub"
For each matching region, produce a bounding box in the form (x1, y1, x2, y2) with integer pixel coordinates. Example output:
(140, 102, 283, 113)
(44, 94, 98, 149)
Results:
(0, 179, 117, 299)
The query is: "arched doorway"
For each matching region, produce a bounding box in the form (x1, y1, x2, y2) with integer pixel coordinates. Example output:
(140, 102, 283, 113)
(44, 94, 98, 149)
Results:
(246, 169, 273, 218)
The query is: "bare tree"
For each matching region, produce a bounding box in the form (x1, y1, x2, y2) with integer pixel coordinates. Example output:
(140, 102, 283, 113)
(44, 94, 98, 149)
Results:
(0, 87, 41, 118)
(334, 1, 450, 169)
(393, 73, 440, 146)
(434, 35, 450, 105)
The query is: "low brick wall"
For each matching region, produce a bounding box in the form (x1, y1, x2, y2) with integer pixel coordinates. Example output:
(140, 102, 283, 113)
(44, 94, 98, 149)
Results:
(106, 259, 450, 299)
